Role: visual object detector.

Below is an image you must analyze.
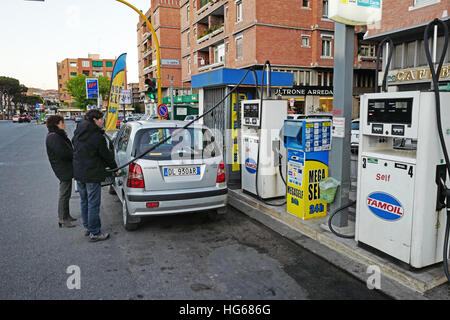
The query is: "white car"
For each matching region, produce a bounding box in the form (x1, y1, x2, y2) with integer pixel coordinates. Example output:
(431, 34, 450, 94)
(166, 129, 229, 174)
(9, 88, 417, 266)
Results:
(12, 115, 20, 123)
(351, 118, 360, 153)
(110, 120, 228, 230)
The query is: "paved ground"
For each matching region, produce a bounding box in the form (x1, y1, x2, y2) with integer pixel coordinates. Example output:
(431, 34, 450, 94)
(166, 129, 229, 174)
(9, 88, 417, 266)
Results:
(0, 120, 390, 300)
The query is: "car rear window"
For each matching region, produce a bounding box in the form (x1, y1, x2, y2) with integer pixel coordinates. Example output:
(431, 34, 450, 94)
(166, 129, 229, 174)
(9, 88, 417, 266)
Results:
(351, 121, 359, 131)
(133, 127, 219, 160)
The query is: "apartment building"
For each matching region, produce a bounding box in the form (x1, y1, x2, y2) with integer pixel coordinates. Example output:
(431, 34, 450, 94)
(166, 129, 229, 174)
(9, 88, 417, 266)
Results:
(137, 0, 187, 109)
(180, 0, 377, 115)
(365, 0, 450, 91)
(56, 54, 116, 105)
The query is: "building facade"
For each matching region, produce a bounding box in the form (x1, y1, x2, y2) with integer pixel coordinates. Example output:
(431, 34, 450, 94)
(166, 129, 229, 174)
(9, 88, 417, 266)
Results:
(179, 0, 377, 116)
(137, 0, 187, 111)
(56, 54, 117, 105)
(365, 0, 450, 91)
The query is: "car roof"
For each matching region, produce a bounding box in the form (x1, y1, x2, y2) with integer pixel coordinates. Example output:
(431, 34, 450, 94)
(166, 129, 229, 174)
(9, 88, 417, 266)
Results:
(127, 120, 208, 130)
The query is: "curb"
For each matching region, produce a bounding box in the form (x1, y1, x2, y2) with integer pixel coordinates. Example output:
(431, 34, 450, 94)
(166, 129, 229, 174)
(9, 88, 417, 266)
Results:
(228, 188, 448, 299)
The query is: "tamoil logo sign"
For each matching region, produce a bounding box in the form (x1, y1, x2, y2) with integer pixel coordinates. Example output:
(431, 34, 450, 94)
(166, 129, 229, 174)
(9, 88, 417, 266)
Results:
(367, 192, 404, 221)
(245, 158, 257, 174)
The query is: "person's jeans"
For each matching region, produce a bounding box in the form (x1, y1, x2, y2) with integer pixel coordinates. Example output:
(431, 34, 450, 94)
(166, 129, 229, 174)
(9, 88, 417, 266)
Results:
(58, 180, 72, 222)
(76, 181, 102, 235)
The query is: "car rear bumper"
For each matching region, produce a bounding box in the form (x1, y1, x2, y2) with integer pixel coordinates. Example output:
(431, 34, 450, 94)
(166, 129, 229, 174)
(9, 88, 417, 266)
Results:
(126, 188, 228, 216)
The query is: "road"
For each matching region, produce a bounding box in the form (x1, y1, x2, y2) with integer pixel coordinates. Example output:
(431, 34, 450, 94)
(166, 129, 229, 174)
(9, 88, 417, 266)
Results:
(0, 120, 389, 300)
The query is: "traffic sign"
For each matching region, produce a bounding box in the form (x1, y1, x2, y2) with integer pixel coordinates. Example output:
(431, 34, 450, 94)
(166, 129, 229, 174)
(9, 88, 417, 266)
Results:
(86, 78, 99, 99)
(157, 104, 168, 118)
(119, 89, 132, 105)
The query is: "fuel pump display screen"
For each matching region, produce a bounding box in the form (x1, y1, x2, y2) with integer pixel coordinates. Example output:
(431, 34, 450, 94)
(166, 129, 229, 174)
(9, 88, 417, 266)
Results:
(243, 103, 259, 118)
(243, 103, 260, 126)
(367, 98, 413, 125)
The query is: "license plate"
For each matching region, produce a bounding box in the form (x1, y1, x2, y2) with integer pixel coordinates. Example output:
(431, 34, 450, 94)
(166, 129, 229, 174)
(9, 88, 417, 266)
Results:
(163, 166, 200, 177)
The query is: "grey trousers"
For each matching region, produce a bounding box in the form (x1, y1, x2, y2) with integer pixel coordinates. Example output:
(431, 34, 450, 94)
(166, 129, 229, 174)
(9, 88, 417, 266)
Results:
(58, 180, 72, 221)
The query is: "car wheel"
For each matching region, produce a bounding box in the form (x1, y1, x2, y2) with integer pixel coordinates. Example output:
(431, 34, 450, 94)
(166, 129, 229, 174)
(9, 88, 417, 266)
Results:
(122, 197, 139, 231)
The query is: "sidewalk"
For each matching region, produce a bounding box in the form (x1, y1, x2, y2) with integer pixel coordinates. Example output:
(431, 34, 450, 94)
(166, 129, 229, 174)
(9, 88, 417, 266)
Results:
(228, 186, 450, 299)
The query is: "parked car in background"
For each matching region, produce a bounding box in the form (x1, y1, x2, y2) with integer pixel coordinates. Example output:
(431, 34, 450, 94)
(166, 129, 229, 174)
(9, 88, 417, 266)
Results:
(110, 120, 227, 231)
(184, 115, 198, 121)
(351, 118, 360, 153)
(116, 115, 125, 128)
(19, 114, 31, 123)
(64, 114, 71, 121)
(75, 115, 83, 123)
(12, 115, 20, 123)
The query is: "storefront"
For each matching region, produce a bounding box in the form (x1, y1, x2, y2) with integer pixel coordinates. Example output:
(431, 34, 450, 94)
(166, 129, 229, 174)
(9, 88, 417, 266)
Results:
(273, 86, 334, 115)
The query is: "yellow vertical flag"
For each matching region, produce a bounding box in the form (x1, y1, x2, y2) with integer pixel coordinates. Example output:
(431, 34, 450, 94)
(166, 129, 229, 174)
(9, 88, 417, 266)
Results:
(105, 53, 127, 132)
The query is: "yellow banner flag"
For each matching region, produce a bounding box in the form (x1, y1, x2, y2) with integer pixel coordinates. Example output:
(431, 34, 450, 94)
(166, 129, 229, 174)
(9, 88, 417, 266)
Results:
(105, 53, 127, 131)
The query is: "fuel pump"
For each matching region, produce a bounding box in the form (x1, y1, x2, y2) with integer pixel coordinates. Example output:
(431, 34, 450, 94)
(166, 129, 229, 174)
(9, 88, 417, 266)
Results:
(241, 99, 287, 199)
(241, 62, 287, 200)
(353, 19, 450, 275)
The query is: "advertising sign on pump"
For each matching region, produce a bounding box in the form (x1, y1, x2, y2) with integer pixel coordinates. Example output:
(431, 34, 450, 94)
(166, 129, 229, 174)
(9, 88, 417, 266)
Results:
(328, 0, 382, 26)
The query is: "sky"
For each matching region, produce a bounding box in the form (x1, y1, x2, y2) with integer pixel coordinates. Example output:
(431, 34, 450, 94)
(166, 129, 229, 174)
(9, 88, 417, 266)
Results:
(0, 0, 151, 90)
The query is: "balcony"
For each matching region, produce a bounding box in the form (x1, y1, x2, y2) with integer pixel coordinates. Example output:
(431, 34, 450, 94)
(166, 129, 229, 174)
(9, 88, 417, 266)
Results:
(196, 0, 224, 21)
(197, 25, 225, 48)
(198, 61, 224, 73)
(142, 48, 153, 59)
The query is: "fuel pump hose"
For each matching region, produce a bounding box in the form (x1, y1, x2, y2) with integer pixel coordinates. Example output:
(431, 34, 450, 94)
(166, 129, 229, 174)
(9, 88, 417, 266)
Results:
(423, 18, 450, 282)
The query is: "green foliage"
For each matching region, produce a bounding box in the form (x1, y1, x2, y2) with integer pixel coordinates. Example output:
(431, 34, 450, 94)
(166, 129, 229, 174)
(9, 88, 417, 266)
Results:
(65, 74, 110, 110)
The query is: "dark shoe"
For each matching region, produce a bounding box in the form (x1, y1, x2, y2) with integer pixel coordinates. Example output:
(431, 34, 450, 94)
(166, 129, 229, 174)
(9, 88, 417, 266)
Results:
(84, 229, 90, 236)
(67, 215, 77, 222)
(58, 220, 76, 228)
(89, 232, 110, 242)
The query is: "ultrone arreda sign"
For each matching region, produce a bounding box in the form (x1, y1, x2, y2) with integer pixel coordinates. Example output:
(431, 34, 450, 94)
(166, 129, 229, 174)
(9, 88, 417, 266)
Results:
(274, 86, 333, 97)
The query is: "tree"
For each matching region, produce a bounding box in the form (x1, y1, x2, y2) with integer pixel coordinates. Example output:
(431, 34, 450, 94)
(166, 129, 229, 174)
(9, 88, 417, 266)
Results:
(65, 74, 110, 110)
(0, 76, 22, 117)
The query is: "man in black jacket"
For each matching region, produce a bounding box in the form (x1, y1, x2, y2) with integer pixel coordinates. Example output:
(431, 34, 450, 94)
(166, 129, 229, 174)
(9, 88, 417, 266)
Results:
(46, 115, 76, 228)
(72, 109, 118, 242)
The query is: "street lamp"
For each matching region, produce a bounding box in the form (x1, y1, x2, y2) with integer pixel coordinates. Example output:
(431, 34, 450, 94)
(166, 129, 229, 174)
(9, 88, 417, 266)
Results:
(24, 0, 163, 106)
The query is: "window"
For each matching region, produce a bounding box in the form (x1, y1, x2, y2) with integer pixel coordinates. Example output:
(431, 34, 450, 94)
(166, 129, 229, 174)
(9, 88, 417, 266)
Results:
(70, 72, 77, 77)
(301, 36, 310, 47)
(322, 37, 332, 57)
(393, 44, 403, 69)
(92, 61, 103, 68)
(323, 0, 328, 17)
(302, 0, 310, 7)
(236, 1, 242, 22)
(106, 61, 113, 68)
(186, 3, 190, 21)
(194, 27, 197, 38)
(214, 43, 225, 63)
(133, 127, 218, 160)
(187, 30, 191, 47)
(82, 60, 90, 68)
(70, 62, 77, 68)
(305, 71, 310, 85)
(236, 36, 243, 59)
(58, 75, 62, 79)
(405, 41, 416, 68)
(83, 71, 90, 76)
(359, 44, 376, 58)
(188, 58, 191, 74)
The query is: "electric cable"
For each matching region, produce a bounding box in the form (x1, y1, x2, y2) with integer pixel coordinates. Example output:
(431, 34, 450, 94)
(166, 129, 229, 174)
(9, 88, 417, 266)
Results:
(423, 18, 450, 282)
(374, 37, 394, 93)
(328, 201, 356, 239)
(105, 67, 256, 173)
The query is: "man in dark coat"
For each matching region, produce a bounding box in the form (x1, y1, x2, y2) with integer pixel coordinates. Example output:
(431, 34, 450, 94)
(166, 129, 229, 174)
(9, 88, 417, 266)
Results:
(72, 109, 117, 242)
(46, 115, 76, 228)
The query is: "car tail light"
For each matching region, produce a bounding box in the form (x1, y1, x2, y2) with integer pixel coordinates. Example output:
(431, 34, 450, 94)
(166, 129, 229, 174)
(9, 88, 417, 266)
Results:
(127, 163, 145, 188)
(216, 160, 226, 183)
(146, 202, 159, 208)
